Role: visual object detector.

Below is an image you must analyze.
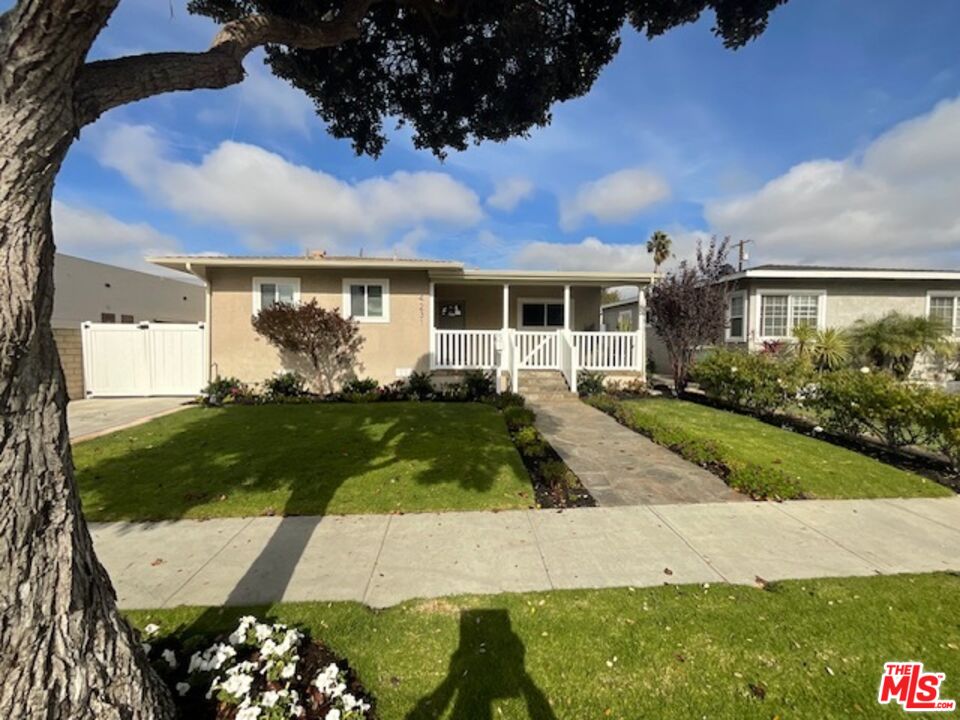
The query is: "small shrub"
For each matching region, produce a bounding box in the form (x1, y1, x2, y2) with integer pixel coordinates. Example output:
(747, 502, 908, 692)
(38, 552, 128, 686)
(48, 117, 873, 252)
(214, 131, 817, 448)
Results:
(504, 406, 536, 431)
(378, 379, 410, 401)
(811, 369, 934, 447)
(513, 426, 548, 459)
(922, 390, 960, 471)
(463, 369, 497, 400)
(436, 382, 468, 401)
(200, 376, 248, 406)
(538, 459, 570, 491)
(406, 371, 434, 400)
(693, 348, 811, 415)
(493, 391, 526, 409)
(577, 370, 606, 397)
(264, 371, 307, 398)
(342, 377, 379, 394)
(728, 464, 803, 501)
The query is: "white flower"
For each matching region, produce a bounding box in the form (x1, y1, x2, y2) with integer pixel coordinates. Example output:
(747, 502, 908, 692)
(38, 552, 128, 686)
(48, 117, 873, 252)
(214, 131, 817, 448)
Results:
(730, 366, 738, 373)
(229, 616, 258, 645)
(218, 671, 254, 700)
(144, 623, 160, 638)
(254, 623, 273, 643)
(325, 710, 341, 720)
(236, 704, 262, 720)
(161, 649, 178, 669)
(260, 690, 280, 708)
(280, 662, 297, 680)
(860, 366, 871, 374)
(176, 682, 191, 697)
(813, 425, 823, 433)
(189, 643, 236, 673)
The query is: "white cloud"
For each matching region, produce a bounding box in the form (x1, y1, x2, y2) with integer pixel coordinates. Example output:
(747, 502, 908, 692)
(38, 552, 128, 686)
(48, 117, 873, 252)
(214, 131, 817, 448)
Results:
(512, 236, 652, 271)
(510, 229, 711, 272)
(487, 177, 534, 211)
(52, 201, 198, 279)
(96, 123, 484, 255)
(559, 168, 670, 230)
(706, 96, 960, 266)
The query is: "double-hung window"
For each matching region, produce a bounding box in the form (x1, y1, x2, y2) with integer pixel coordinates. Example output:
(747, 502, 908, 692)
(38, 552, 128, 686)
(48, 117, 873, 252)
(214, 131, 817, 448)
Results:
(253, 277, 300, 312)
(928, 293, 959, 336)
(727, 292, 746, 340)
(758, 292, 823, 338)
(343, 279, 390, 322)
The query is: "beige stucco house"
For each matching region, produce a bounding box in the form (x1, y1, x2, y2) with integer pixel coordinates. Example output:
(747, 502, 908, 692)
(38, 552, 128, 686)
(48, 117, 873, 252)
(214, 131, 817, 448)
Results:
(149, 254, 655, 393)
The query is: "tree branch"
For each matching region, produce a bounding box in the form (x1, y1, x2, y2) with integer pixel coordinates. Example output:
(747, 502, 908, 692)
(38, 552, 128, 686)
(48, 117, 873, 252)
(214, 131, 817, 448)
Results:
(74, 0, 378, 127)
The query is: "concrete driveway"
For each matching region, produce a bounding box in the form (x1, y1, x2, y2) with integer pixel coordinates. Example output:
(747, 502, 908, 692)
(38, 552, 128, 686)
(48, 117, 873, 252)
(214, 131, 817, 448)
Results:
(68, 397, 190, 441)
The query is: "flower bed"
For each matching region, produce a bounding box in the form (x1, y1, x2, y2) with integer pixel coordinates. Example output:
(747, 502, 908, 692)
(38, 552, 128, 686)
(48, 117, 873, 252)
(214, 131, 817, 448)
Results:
(141, 615, 374, 720)
(199, 370, 500, 407)
(502, 402, 595, 509)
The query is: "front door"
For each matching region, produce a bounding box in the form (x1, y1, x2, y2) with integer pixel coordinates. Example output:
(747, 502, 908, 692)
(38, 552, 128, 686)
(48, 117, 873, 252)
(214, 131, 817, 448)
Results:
(437, 300, 466, 330)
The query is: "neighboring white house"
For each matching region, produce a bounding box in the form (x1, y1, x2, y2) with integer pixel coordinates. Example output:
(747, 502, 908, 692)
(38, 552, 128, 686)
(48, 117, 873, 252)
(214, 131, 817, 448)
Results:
(53, 254, 204, 398)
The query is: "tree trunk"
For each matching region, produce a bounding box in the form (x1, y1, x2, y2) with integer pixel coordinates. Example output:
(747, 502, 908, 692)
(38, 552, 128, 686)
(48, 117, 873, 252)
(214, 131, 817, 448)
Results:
(0, 8, 175, 718)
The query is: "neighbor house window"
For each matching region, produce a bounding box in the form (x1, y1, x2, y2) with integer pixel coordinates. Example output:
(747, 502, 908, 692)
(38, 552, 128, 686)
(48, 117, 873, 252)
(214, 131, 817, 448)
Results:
(253, 277, 300, 313)
(520, 301, 564, 329)
(727, 292, 746, 340)
(759, 292, 823, 338)
(342, 279, 390, 322)
(617, 309, 633, 331)
(928, 294, 959, 335)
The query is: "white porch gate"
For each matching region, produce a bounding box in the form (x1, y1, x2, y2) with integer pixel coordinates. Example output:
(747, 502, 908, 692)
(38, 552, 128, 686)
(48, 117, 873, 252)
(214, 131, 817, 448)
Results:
(81, 321, 207, 397)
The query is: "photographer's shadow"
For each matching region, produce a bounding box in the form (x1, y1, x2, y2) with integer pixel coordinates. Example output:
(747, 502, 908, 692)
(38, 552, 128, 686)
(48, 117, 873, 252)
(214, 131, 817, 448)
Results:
(406, 609, 557, 720)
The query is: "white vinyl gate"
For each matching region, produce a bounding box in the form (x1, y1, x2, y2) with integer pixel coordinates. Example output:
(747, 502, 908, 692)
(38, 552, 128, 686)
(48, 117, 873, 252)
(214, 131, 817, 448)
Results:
(81, 322, 207, 397)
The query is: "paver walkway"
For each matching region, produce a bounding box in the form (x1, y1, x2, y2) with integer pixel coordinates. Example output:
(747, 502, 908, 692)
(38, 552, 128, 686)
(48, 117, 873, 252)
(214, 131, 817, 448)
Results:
(528, 399, 744, 504)
(69, 397, 189, 441)
(91, 496, 960, 609)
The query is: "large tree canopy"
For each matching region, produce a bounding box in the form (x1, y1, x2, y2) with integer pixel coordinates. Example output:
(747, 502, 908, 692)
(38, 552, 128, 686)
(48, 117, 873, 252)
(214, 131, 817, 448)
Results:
(76, 0, 786, 148)
(0, 2, 787, 718)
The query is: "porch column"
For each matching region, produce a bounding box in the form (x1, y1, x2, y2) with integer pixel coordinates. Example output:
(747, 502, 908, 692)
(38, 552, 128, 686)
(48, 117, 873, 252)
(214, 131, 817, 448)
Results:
(563, 284, 571, 331)
(428, 281, 436, 369)
(501, 283, 511, 392)
(636, 289, 646, 375)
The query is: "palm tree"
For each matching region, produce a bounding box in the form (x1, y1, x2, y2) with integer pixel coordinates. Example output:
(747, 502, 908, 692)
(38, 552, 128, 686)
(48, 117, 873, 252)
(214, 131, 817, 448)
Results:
(646, 230, 672, 273)
(850, 312, 952, 379)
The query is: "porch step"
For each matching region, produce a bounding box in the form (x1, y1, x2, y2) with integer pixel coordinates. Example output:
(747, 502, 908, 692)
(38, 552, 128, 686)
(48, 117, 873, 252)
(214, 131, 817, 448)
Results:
(518, 370, 572, 398)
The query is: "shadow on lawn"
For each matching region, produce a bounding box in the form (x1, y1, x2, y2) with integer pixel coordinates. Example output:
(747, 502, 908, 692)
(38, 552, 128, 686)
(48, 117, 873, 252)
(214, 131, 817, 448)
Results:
(406, 609, 557, 720)
(79, 402, 526, 607)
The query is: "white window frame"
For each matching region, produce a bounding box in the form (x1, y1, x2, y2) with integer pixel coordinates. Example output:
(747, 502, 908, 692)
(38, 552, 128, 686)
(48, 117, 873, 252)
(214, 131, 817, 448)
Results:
(726, 291, 747, 341)
(517, 297, 570, 330)
(342, 278, 390, 323)
(756, 289, 827, 340)
(252, 276, 301, 313)
(926, 291, 960, 337)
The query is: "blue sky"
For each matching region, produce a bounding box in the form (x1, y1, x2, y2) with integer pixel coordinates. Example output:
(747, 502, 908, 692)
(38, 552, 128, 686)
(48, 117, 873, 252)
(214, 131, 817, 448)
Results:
(37, 0, 960, 274)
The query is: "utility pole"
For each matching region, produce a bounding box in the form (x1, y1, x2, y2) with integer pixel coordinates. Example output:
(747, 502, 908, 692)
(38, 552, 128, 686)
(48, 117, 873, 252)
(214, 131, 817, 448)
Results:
(735, 238, 754, 271)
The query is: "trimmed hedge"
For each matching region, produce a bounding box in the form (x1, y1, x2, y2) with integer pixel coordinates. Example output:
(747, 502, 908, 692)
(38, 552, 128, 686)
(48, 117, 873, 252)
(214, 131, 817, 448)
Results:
(586, 396, 803, 500)
(692, 347, 810, 416)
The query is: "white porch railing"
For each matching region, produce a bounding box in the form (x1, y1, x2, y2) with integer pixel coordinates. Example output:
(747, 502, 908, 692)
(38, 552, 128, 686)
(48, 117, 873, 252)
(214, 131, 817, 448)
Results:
(433, 328, 645, 393)
(434, 329, 501, 369)
(574, 331, 643, 371)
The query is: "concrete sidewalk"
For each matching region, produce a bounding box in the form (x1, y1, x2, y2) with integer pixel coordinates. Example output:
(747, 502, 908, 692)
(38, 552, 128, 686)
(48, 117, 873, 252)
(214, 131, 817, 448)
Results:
(91, 496, 960, 609)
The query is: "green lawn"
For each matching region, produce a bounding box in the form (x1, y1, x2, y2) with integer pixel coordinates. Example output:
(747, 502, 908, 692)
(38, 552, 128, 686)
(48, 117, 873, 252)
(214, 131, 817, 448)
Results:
(74, 403, 532, 521)
(620, 398, 951, 499)
(129, 573, 960, 719)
